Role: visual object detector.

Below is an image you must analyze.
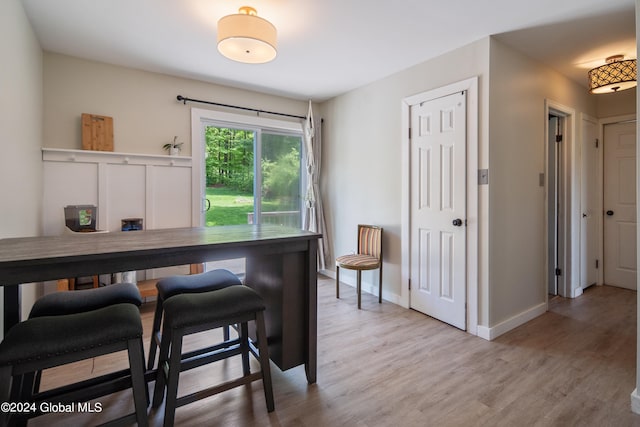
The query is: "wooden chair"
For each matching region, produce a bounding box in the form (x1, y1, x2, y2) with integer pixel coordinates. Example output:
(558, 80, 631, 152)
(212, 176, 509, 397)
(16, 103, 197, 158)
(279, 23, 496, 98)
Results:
(336, 224, 383, 309)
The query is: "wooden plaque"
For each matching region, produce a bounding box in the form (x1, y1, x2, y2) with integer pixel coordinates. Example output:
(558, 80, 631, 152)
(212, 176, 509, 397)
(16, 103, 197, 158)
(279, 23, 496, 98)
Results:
(81, 113, 114, 151)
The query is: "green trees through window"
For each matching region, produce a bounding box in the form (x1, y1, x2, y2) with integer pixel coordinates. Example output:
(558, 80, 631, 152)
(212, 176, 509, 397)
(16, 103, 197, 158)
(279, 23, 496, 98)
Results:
(204, 126, 302, 227)
(205, 127, 254, 192)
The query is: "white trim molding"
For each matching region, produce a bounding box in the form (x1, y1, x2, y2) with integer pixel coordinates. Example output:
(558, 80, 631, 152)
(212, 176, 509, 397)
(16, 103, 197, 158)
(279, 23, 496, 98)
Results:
(544, 100, 578, 300)
(631, 389, 640, 414)
(42, 147, 192, 167)
(476, 303, 547, 341)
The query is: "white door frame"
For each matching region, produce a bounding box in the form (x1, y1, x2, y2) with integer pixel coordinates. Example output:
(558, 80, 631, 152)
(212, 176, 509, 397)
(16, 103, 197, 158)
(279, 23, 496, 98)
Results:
(401, 77, 479, 336)
(544, 100, 581, 301)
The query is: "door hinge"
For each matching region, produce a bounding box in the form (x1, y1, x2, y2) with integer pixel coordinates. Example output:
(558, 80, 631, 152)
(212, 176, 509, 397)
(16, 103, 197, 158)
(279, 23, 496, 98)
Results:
(595, 138, 599, 148)
(556, 134, 563, 143)
(409, 127, 412, 139)
(408, 278, 411, 290)
(478, 169, 489, 185)
(595, 259, 599, 269)
(555, 268, 562, 276)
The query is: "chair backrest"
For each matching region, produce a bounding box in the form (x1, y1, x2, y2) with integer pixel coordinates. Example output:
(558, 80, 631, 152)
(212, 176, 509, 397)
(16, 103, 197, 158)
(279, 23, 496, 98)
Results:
(357, 225, 383, 259)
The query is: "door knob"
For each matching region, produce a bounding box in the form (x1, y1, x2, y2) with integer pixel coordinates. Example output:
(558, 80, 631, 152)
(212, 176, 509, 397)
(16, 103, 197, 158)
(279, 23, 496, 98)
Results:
(606, 210, 614, 216)
(452, 218, 463, 227)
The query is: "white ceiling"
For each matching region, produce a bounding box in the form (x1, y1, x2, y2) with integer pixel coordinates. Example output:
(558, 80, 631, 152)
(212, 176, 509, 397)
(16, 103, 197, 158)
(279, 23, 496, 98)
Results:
(21, 0, 636, 101)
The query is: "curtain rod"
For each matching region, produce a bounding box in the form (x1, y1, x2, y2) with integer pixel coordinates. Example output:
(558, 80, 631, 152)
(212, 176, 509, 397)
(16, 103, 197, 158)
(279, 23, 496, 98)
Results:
(176, 95, 306, 120)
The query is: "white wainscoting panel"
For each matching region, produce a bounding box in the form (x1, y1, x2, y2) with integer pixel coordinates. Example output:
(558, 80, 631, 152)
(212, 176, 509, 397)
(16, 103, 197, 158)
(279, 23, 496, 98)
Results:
(42, 148, 193, 284)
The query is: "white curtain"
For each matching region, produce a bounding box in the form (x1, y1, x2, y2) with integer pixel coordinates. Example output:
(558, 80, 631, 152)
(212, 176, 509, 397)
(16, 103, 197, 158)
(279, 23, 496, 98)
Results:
(302, 101, 329, 270)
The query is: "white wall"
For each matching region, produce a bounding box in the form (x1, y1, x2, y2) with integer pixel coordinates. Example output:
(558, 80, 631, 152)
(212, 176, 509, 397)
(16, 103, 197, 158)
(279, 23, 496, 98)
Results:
(44, 52, 309, 156)
(597, 87, 636, 118)
(40, 54, 315, 291)
(487, 37, 598, 325)
(0, 0, 44, 326)
(322, 34, 621, 334)
(321, 38, 490, 321)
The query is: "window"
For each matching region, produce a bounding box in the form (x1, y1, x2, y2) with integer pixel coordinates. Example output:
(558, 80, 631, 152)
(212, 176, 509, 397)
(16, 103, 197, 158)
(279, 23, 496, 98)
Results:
(191, 109, 305, 229)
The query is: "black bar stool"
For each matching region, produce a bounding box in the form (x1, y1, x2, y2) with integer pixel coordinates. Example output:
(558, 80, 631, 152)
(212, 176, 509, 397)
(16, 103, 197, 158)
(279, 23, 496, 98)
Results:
(0, 303, 149, 427)
(23, 282, 143, 397)
(147, 269, 242, 369)
(152, 285, 274, 427)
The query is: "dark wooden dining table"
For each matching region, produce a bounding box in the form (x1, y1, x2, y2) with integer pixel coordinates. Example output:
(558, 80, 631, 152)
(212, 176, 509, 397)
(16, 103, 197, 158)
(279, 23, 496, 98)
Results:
(0, 224, 321, 383)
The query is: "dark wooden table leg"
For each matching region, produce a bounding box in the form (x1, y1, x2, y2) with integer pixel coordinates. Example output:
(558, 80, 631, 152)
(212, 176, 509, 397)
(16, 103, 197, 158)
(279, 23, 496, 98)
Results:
(3, 285, 20, 335)
(305, 241, 318, 384)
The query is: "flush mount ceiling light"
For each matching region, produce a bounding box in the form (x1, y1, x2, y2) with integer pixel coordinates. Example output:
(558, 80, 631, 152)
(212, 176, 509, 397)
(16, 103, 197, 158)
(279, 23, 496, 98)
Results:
(217, 6, 277, 64)
(588, 55, 637, 94)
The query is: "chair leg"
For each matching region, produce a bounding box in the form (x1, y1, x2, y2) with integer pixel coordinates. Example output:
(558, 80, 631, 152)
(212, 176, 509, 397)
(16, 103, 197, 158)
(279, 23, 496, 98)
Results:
(33, 371, 42, 394)
(163, 332, 184, 427)
(256, 311, 274, 412)
(336, 266, 340, 299)
(5, 371, 27, 427)
(240, 322, 250, 376)
(152, 323, 172, 408)
(18, 372, 35, 403)
(127, 338, 149, 427)
(0, 366, 12, 427)
(379, 265, 383, 304)
(357, 270, 362, 309)
(147, 299, 164, 370)
(10, 373, 24, 402)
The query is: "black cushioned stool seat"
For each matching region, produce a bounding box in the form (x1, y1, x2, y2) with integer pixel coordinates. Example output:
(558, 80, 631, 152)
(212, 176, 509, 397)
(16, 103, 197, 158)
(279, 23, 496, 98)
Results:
(29, 282, 142, 318)
(152, 285, 274, 427)
(24, 282, 143, 399)
(0, 303, 148, 427)
(147, 269, 242, 369)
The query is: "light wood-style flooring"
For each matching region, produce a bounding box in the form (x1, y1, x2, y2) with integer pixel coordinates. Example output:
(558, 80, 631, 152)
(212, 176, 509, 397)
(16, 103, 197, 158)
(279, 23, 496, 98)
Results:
(30, 276, 640, 426)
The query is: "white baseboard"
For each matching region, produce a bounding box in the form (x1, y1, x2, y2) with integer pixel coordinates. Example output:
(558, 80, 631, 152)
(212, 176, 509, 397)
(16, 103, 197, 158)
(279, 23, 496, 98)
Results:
(475, 302, 547, 341)
(631, 389, 640, 414)
(476, 325, 491, 341)
(323, 269, 401, 305)
(571, 286, 583, 298)
(319, 269, 334, 279)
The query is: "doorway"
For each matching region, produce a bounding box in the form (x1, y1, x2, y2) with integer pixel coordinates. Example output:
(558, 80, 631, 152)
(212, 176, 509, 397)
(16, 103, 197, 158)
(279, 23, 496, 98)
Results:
(547, 113, 565, 296)
(545, 101, 578, 299)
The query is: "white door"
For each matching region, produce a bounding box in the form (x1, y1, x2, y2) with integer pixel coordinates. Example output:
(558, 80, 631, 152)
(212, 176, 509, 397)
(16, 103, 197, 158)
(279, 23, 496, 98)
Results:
(409, 91, 466, 330)
(603, 121, 637, 290)
(580, 118, 599, 290)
